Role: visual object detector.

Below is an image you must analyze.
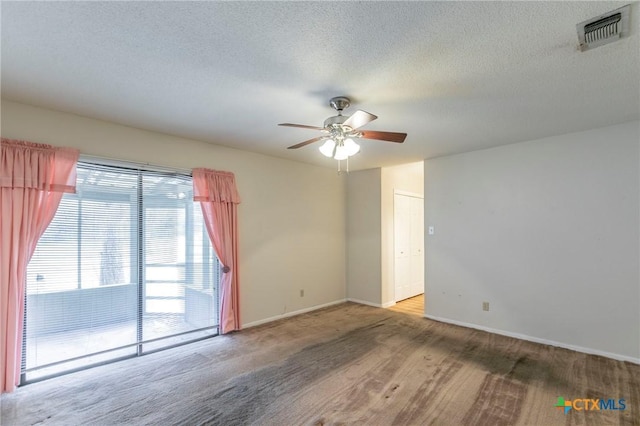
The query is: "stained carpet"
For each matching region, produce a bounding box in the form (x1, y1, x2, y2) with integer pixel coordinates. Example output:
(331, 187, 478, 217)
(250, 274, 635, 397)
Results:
(1, 302, 638, 425)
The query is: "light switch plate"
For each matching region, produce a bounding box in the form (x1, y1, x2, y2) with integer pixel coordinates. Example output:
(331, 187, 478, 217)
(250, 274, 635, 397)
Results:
(428, 226, 435, 235)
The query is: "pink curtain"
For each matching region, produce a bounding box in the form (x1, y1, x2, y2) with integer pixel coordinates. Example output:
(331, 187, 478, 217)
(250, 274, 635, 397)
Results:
(192, 168, 241, 334)
(1, 138, 79, 393)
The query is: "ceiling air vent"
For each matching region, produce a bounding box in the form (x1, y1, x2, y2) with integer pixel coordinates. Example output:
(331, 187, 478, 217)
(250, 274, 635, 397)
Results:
(577, 4, 631, 51)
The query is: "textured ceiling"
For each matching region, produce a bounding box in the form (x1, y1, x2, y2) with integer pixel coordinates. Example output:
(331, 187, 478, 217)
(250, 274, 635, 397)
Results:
(2, 1, 639, 170)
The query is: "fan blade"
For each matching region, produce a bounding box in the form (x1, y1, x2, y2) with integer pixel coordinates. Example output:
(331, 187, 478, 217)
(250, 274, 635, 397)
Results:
(278, 123, 325, 131)
(359, 130, 407, 143)
(343, 110, 377, 130)
(287, 136, 326, 150)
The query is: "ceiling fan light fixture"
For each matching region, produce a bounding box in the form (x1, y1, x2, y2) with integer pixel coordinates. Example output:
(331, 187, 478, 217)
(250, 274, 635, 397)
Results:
(333, 143, 349, 160)
(319, 139, 336, 157)
(280, 96, 407, 168)
(343, 138, 360, 156)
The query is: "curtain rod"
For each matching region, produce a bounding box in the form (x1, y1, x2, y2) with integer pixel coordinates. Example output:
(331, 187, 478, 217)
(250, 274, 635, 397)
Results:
(79, 154, 192, 176)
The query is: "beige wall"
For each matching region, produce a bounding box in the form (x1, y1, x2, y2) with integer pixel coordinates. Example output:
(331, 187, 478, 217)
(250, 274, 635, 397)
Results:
(425, 121, 640, 361)
(1, 100, 347, 327)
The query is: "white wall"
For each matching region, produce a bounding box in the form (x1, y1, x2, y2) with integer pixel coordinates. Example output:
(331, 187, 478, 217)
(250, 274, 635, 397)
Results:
(381, 162, 424, 306)
(346, 168, 382, 305)
(1, 100, 347, 327)
(425, 121, 640, 361)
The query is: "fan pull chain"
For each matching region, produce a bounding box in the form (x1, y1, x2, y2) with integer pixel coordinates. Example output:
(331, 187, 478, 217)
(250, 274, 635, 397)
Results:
(337, 157, 350, 175)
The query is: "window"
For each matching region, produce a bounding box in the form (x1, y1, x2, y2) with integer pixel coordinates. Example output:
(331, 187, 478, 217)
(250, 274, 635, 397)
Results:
(23, 162, 220, 382)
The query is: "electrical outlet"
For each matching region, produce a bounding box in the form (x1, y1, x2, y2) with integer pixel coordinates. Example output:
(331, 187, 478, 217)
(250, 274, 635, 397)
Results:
(482, 301, 489, 311)
(300, 289, 304, 297)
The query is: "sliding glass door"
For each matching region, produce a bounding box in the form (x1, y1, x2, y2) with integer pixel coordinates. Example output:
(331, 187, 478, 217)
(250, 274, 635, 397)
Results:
(22, 163, 219, 383)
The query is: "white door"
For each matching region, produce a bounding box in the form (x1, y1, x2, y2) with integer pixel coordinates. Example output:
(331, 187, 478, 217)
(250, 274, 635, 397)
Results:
(394, 194, 412, 301)
(394, 193, 424, 302)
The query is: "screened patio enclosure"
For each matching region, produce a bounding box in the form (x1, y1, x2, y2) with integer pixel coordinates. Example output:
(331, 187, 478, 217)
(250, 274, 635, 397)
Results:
(23, 163, 220, 382)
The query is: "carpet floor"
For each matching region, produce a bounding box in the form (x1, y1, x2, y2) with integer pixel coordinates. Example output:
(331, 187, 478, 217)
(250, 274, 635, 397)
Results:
(1, 302, 638, 425)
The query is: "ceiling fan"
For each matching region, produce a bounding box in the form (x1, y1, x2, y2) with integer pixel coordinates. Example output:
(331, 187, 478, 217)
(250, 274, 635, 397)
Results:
(279, 96, 407, 161)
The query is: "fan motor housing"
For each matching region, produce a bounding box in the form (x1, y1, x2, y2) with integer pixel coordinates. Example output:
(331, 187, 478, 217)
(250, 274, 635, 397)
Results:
(324, 115, 349, 128)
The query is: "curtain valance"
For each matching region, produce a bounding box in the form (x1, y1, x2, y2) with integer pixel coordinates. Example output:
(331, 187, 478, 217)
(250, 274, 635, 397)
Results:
(192, 168, 241, 204)
(1, 138, 79, 193)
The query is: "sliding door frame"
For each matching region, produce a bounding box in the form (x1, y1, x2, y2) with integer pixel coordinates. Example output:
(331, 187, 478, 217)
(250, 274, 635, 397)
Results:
(20, 160, 220, 385)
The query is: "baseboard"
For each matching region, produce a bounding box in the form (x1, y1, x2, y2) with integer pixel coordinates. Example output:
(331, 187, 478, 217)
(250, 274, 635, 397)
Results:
(242, 299, 347, 329)
(425, 314, 640, 365)
(347, 299, 396, 308)
(347, 298, 396, 309)
(346, 298, 384, 308)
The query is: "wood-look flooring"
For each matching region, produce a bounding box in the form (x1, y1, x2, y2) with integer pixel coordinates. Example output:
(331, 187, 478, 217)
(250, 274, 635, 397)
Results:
(2, 302, 638, 425)
(389, 293, 424, 316)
